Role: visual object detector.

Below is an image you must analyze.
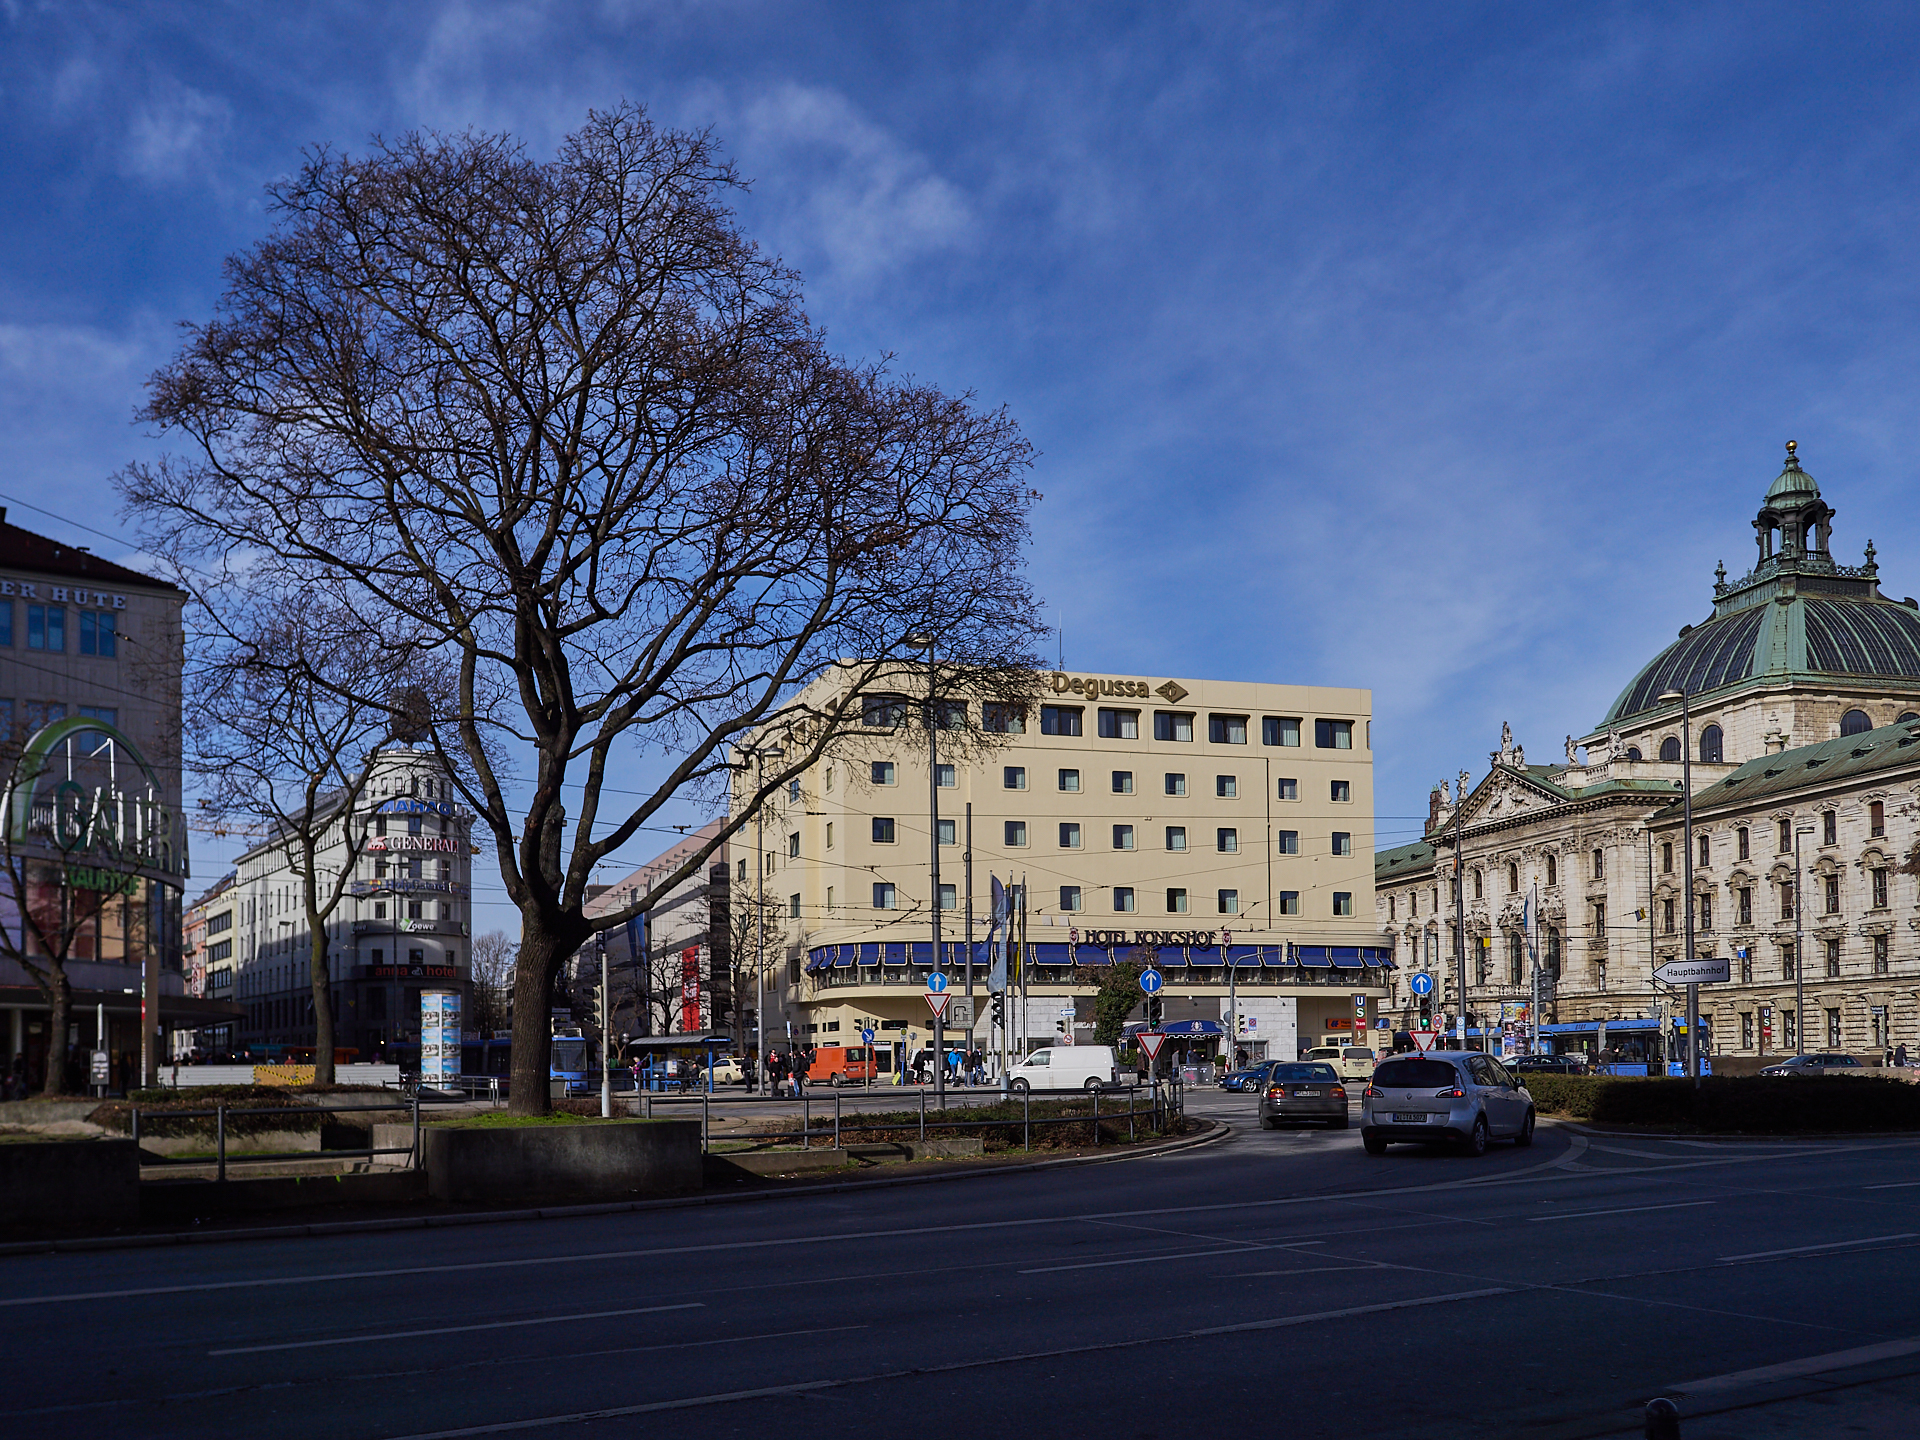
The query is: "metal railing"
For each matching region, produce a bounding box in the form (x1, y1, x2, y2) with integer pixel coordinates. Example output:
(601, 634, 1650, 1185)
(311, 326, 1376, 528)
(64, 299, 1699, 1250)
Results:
(126, 1093, 469, 1180)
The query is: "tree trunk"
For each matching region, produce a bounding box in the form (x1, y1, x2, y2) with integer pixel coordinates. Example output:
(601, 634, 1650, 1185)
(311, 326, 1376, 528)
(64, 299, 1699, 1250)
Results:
(310, 927, 336, 1086)
(508, 925, 574, 1115)
(41, 969, 72, 1097)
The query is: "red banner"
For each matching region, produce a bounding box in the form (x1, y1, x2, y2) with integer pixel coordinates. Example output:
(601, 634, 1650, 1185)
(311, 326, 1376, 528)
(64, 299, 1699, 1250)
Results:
(680, 945, 702, 1031)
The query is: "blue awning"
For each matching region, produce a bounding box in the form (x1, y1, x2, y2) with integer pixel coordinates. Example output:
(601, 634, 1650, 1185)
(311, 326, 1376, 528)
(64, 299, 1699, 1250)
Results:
(1161, 1019, 1224, 1036)
(1266, 945, 1297, 968)
(832, 947, 855, 968)
(1295, 946, 1332, 968)
(1329, 947, 1363, 968)
(1225, 946, 1264, 969)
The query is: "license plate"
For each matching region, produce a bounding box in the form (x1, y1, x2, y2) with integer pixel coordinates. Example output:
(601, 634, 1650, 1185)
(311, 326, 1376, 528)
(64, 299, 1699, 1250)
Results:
(1392, 1112, 1428, 1124)
(1293, 1089, 1319, 1096)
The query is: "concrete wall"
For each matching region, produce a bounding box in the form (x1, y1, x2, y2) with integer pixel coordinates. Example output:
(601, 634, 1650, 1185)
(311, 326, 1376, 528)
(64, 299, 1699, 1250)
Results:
(419, 1120, 702, 1203)
(0, 1139, 139, 1228)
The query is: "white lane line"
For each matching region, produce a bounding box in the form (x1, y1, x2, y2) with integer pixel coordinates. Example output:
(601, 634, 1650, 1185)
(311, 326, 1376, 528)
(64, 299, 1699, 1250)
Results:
(207, 1302, 702, 1356)
(1865, 1181, 1920, 1190)
(1190, 1287, 1512, 1335)
(1020, 1245, 1268, 1274)
(1526, 1201, 1716, 1223)
(1670, 1336, 1920, 1395)
(1237, 1265, 1379, 1278)
(375, 1288, 1515, 1438)
(1720, 1232, 1919, 1262)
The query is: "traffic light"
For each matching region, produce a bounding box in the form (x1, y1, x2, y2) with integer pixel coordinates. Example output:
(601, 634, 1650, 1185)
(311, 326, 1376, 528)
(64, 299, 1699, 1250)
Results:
(1147, 994, 1164, 1028)
(990, 992, 1005, 1028)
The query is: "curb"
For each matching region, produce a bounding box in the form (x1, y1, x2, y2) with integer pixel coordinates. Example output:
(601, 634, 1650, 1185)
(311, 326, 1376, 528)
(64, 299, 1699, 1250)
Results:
(1548, 1119, 1920, 1144)
(0, 1119, 1229, 1259)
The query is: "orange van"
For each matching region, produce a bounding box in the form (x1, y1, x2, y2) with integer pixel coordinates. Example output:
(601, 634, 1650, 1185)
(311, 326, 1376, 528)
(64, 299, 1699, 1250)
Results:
(805, 1045, 877, 1087)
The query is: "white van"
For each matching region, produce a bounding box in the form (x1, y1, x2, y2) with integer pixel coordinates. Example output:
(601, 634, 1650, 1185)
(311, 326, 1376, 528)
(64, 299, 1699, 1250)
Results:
(1007, 1045, 1121, 1093)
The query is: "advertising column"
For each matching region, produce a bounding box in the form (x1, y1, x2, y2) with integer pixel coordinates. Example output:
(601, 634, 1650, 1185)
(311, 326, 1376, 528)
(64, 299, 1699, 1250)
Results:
(420, 989, 461, 1086)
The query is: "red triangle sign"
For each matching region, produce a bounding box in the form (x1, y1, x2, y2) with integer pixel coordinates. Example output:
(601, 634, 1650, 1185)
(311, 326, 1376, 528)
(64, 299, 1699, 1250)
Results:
(925, 991, 951, 1022)
(1136, 1031, 1167, 1062)
(1411, 1029, 1439, 1053)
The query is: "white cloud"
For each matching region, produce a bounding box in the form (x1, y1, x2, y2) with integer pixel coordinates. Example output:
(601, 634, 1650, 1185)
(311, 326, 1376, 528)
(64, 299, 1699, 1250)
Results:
(121, 77, 231, 182)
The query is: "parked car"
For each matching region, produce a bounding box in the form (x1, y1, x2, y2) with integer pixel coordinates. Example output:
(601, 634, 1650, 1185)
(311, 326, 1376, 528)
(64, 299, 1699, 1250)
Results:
(1258, 1062, 1347, 1129)
(1219, 1061, 1279, 1091)
(805, 1045, 878, 1087)
(1360, 1051, 1536, 1156)
(1510, 1055, 1590, 1076)
(1759, 1053, 1866, 1077)
(1304, 1045, 1378, 1083)
(1007, 1044, 1121, 1093)
(707, 1055, 746, 1085)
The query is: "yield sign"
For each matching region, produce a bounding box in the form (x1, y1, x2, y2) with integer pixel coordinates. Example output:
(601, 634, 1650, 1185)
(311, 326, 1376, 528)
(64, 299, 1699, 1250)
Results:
(925, 991, 951, 1023)
(1136, 1031, 1168, 1063)
(1410, 1029, 1439, 1053)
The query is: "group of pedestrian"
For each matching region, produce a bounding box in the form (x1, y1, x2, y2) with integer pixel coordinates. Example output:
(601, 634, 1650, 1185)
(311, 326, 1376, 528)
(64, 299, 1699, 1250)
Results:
(1884, 1043, 1909, 1068)
(763, 1049, 811, 1097)
(2, 1055, 29, 1101)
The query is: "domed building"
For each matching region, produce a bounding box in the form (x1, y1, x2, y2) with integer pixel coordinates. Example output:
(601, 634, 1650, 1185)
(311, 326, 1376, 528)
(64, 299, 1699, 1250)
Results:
(1376, 445, 1920, 1068)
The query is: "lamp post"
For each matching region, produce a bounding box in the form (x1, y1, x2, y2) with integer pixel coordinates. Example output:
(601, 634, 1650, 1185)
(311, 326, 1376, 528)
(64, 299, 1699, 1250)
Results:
(1793, 823, 1814, 1058)
(1657, 688, 1702, 1088)
(748, 743, 784, 1095)
(906, 633, 943, 1106)
(598, 933, 610, 1118)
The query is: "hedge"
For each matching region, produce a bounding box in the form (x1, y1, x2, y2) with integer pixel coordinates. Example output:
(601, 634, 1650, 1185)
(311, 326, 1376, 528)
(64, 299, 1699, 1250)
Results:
(1522, 1073, 1920, 1133)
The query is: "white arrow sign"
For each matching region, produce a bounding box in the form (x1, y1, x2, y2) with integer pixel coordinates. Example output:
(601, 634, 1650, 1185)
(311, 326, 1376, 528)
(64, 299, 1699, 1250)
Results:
(1654, 957, 1730, 985)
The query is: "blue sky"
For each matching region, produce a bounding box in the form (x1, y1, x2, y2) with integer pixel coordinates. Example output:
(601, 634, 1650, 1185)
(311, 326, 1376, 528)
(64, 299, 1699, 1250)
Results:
(6, 2, 1920, 936)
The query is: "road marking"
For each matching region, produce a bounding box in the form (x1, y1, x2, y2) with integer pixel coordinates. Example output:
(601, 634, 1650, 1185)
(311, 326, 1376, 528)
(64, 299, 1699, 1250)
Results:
(1720, 1233, 1919, 1261)
(1020, 1245, 1268, 1274)
(1526, 1201, 1715, 1222)
(1865, 1181, 1920, 1190)
(1237, 1265, 1379, 1278)
(1670, 1336, 1920, 1395)
(1190, 1287, 1511, 1335)
(207, 1302, 702, 1355)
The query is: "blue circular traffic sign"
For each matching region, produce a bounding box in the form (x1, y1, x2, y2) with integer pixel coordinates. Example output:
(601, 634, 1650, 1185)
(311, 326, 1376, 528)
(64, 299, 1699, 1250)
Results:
(861, 1028, 875, 1044)
(927, 972, 949, 993)
(1410, 972, 1435, 997)
(1139, 968, 1164, 995)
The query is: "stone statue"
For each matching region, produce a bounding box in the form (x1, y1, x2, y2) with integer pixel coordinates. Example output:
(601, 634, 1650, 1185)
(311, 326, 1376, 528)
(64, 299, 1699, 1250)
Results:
(1440, 779, 1452, 805)
(1565, 734, 1577, 764)
(1513, 744, 1525, 768)
(1501, 721, 1513, 749)
(1459, 767, 1471, 800)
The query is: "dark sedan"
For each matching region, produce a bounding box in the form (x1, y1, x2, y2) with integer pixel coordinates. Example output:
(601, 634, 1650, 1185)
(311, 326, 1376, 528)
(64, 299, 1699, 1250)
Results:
(1258, 1062, 1348, 1129)
(1510, 1055, 1590, 1076)
(1759, 1053, 1865, 1076)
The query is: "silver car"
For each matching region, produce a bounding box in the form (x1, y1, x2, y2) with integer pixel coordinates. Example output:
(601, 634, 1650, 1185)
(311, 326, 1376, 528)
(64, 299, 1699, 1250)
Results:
(1360, 1051, 1536, 1156)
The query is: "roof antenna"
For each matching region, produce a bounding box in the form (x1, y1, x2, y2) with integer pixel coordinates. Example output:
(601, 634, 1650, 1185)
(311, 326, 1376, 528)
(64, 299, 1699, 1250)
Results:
(1057, 617, 1063, 672)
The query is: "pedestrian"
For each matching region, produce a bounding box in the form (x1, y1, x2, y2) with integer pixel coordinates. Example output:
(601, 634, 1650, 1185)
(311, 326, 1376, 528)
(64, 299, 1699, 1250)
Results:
(1898, 1043, 1909, 1069)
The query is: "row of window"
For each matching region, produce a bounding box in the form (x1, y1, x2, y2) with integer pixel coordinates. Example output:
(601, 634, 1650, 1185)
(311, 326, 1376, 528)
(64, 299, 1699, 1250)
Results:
(859, 816, 1353, 856)
(0, 603, 118, 656)
(858, 881, 1353, 917)
(0, 700, 117, 738)
(861, 694, 1359, 749)
(1647, 868, 1893, 933)
(866, 759, 1345, 803)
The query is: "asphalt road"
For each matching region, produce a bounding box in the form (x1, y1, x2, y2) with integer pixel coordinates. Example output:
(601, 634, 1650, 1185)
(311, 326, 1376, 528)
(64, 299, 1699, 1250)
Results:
(7, 1088, 1920, 1439)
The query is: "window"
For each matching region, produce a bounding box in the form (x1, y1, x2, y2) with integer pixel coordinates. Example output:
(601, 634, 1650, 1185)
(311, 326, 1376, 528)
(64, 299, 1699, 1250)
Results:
(1871, 800, 1886, 836)
(0, 603, 9, 646)
(1507, 862, 1519, 893)
(1388, 896, 1396, 921)
(1277, 830, 1298, 854)
(26, 605, 62, 652)
(1217, 889, 1239, 915)
(872, 760, 896, 785)
(873, 883, 897, 909)
(863, 693, 906, 727)
(1698, 833, 1710, 867)
(1546, 927, 1561, 976)
(1741, 1012, 1755, 1050)
(1508, 933, 1524, 984)
(825, 766, 835, 792)
(1004, 766, 1027, 790)
(1875, 933, 1890, 973)
(1841, 708, 1873, 736)
(1217, 828, 1238, 853)
(1005, 821, 1028, 847)
(1166, 826, 1188, 852)
(1165, 772, 1187, 796)
(1209, 714, 1248, 745)
(826, 822, 834, 849)
(872, 817, 896, 843)
(1216, 774, 1237, 798)
(1592, 849, 1604, 880)
(1113, 887, 1136, 913)
(1662, 898, 1676, 935)
(1041, 705, 1083, 736)
(1098, 708, 1140, 739)
(983, 702, 1025, 734)
(1113, 824, 1135, 850)
(1314, 719, 1352, 749)
(1782, 945, 1796, 980)
(1264, 716, 1301, 747)
(1155, 711, 1193, 742)
(1825, 938, 1841, 977)
(1059, 823, 1082, 849)
(1699, 724, 1723, 763)
(1661, 842, 1673, 874)
(1780, 881, 1794, 920)
(1278, 891, 1300, 915)
(1112, 770, 1134, 794)
(1593, 900, 1606, 937)
(1738, 887, 1752, 925)
(1333, 892, 1354, 916)
(1473, 868, 1484, 900)
(1823, 810, 1838, 846)
(1166, 888, 1189, 914)
(1824, 874, 1840, 913)
(1783, 1008, 1798, 1048)
(78, 610, 116, 657)
(938, 883, 957, 910)
(1059, 886, 1082, 912)
(934, 699, 968, 730)
(1330, 779, 1351, 803)
(1873, 868, 1889, 908)
(207, 911, 232, 936)
(826, 886, 835, 912)
(1331, 831, 1352, 857)
(788, 893, 801, 919)
(1277, 777, 1298, 801)
(935, 763, 956, 788)
(788, 832, 800, 859)
(1698, 892, 1712, 930)
(737, 857, 747, 882)
(1737, 826, 1750, 860)
(77, 704, 116, 729)
(937, 818, 955, 845)
(1659, 736, 1681, 762)
(1546, 854, 1557, 887)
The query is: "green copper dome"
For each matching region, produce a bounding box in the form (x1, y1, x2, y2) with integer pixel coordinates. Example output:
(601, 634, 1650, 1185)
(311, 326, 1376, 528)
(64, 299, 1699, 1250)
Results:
(1766, 442, 1821, 503)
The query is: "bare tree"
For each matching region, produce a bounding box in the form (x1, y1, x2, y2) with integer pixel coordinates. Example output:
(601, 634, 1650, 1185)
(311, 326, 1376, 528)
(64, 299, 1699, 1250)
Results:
(728, 877, 784, 1057)
(121, 105, 1046, 1112)
(469, 929, 517, 1038)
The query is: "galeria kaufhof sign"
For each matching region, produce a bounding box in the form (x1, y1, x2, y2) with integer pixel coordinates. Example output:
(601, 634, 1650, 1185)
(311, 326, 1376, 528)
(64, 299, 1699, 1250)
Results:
(5, 716, 186, 892)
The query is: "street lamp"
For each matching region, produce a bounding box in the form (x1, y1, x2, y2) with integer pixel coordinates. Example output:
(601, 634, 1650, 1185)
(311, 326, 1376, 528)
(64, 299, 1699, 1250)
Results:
(905, 632, 944, 1106)
(746, 742, 785, 1094)
(1793, 823, 1815, 1058)
(1656, 688, 1702, 1089)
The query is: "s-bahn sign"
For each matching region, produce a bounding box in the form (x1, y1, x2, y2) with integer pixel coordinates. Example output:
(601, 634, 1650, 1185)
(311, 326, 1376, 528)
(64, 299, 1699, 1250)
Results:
(5, 716, 184, 888)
